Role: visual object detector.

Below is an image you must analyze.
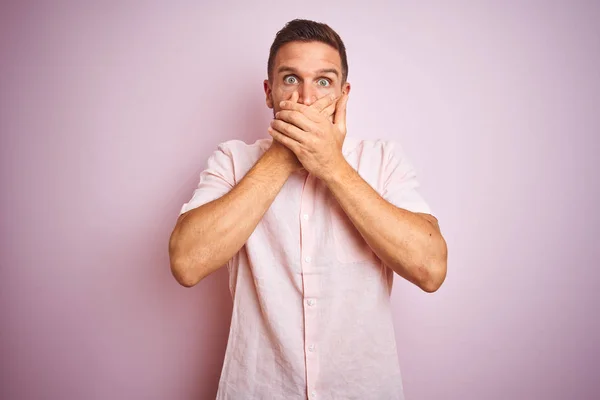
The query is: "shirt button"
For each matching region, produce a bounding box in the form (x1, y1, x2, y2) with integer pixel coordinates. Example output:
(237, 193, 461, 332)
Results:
(303, 214, 309, 220)
(308, 344, 316, 352)
(307, 299, 315, 306)
(310, 390, 317, 398)
(304, 256, 312, 263)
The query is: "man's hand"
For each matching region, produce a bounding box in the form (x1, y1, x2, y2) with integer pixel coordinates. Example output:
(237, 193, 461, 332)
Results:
(268, 91, 349, 182)
(267, 91, 340, 176)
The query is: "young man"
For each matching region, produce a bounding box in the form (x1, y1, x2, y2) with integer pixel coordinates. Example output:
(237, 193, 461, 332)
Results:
(169, 19, 447, 400)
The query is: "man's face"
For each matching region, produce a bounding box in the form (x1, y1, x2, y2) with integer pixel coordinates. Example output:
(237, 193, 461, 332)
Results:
(264, 41, 351, 117)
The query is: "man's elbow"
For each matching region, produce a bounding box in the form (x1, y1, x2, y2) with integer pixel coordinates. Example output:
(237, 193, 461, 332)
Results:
(419, 269, 445, 293)
(419, 243, 448, 293)
(169, 228, 206, 288)
(171, 266, 202, 288)
(170, 258, 206, 288)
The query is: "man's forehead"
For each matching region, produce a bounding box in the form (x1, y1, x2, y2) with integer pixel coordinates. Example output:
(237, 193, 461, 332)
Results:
(274, 41, 342, 75)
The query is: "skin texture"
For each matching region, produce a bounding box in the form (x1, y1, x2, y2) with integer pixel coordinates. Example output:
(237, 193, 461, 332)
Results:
(169, 40, 447, 292)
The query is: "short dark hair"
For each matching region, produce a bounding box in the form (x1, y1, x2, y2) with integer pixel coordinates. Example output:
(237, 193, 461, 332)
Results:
(267, 19, 348, 83)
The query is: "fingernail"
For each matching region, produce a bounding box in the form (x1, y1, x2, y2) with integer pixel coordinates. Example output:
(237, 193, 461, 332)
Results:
(280, 101, 286, 107)
(275, 112, 280, 118)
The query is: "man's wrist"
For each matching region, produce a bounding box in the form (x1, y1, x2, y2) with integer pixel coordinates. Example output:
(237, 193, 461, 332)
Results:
(263, 146, 297, 176)
(321, 156, 353, 187)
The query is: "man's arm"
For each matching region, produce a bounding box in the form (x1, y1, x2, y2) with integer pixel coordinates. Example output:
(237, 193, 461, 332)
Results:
(322, 163, 447, 292)
(169, 92, 336, 288)
(269, 92, 447, 293)
(168, 143, 298, 287)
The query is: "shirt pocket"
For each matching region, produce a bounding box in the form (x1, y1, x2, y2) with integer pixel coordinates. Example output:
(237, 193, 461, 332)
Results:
(328, 199, 377, 264)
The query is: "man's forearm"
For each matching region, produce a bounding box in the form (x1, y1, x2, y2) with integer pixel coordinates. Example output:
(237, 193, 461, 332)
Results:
(169, 148, 294, 287)
(323, 161, 447, 292)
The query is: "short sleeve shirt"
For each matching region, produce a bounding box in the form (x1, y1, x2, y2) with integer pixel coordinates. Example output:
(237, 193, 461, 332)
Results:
(180, 136, 432, 400)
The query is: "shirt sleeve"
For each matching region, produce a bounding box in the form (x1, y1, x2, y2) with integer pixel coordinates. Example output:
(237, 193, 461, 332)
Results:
(179, 143, 235, 215)
(381, 141, 433, 215)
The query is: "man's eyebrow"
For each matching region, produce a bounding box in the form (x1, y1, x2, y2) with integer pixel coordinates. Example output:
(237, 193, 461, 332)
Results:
(315, 68, 340, 78)
(276, 66, 340, 78)
(277, 66, 299, 75)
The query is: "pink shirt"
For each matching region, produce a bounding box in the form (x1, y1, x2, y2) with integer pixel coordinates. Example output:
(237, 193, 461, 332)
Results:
(180, 136, 431, 400)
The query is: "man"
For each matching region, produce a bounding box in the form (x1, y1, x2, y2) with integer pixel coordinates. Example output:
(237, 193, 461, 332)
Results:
(169, 19, 447, 400)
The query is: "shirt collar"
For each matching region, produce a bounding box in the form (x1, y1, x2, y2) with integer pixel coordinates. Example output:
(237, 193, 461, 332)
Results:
(342, 135, 359, 156)
(260, 135, 358, 156)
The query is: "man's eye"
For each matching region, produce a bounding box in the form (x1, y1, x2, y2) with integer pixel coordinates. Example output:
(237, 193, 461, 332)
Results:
(284, 76, 298, 84)
(317, 79, 330, 87)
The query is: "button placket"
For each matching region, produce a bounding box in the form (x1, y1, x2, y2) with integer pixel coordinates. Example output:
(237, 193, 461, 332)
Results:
(299, 174, 320, 398)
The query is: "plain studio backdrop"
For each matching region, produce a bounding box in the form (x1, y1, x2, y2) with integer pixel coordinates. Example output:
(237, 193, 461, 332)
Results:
(1, 1, 599, 399)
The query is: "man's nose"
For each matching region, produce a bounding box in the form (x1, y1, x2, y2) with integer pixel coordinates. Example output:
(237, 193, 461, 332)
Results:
(298, 84, 317, 106)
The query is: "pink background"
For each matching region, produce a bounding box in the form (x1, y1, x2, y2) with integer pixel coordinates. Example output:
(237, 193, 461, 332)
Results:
(1, 1, 599, 399)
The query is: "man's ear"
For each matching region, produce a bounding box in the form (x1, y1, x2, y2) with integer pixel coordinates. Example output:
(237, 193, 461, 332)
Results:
(264, 79, 273, 109)
(342, 81, 351, 96)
